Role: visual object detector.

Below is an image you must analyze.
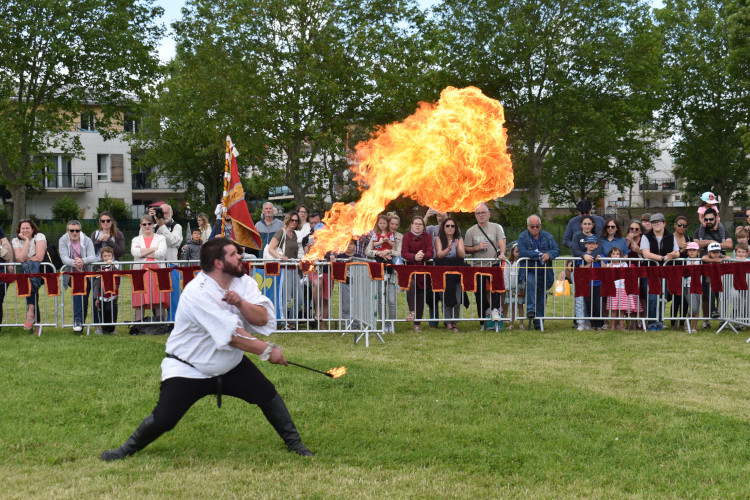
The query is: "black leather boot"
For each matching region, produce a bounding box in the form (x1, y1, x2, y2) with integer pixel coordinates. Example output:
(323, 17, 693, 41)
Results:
(100, 414, 161, 461)
(259, 393, 314, 456)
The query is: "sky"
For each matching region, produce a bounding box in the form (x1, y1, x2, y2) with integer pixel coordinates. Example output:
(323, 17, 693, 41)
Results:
(154, 0, 439, 62)
(154, 0, 664, 62)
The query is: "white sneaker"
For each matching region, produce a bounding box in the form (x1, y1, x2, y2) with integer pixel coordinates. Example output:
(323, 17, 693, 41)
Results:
(577, 325, 585, 331)
(491, 309, 501, 321)
(94, 326, 103, 335)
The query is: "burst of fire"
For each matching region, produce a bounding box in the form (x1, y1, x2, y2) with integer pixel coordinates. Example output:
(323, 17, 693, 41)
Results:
(327, 366, 347, 378)
(308, 86, 514, 259)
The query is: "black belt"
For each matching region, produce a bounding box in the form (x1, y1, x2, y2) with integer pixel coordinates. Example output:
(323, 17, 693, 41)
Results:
(165, 353, 222, 408)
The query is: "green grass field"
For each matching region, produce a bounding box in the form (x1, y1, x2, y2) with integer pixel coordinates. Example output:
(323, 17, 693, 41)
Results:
(2, 321, 750, 499)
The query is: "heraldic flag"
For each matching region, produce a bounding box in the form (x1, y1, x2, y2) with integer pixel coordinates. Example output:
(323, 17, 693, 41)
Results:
(225, 140, 262, 250)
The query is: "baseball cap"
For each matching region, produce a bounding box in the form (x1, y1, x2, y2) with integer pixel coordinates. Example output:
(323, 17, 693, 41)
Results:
(649, 213, 666, 223)
(584, 235, 598, 244)
(576, 199, 592, 213)
(686, 242, 700, 250)
(707, 242, 721, 252)
(701, 192, 718, 204)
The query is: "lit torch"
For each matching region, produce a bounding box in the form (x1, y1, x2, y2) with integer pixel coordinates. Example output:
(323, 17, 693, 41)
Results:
(308, 86, 514, 259)
(288, 361, 347, 378)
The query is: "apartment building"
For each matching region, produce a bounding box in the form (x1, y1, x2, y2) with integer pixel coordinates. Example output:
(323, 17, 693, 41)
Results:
(24, 107, 185, 220)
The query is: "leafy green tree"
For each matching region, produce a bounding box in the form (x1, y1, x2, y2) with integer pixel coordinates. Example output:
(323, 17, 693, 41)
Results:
(728, 0, 750, 155)
(94, 192, 132, 223)
(50, 196, 81, 223)
(0, 0, 164, 233)
(132, 0, 433, 211)
(657, 0, 750, 225)
(429, 0, 663, 210)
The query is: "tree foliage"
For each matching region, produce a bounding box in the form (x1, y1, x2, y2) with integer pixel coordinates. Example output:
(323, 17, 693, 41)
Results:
(0, 0, 164, 232)
(94, 192, 132, 224)
(50, 196, 81, 223)
(657, 0, 750, 224)
(429, 0, 663, 210)
(132, 0, 435, 215)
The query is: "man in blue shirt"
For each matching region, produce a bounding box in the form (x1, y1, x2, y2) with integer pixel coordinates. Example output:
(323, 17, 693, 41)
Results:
(517, 215, 560, 330)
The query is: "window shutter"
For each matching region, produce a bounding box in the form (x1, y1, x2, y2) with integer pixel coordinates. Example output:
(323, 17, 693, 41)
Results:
(110, 154, 124, 182)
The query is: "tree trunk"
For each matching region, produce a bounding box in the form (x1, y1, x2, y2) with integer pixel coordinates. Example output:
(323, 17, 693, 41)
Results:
(716, 188, 735, 230)
(10, 184, 27, 235)
(527, 151, 543, 212)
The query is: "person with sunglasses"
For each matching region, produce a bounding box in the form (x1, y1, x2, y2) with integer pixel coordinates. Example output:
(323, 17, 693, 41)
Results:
(668, 215, 694, 329)
(694, 207, 732, 256)
(267, 211, 301, 329)
(59, 220, 98, 332)
(12, 219, 47, 334)
(693, 207, 733, 323)
(517, 215, 560, 330)
(599, 218, 628, 258)
(672, 215, 693, 257)
(132, 215, 169, 322)
(92, 211, 125, 260)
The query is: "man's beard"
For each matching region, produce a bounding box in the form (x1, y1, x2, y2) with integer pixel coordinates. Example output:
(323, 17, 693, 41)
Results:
(223, 261, 246, 278)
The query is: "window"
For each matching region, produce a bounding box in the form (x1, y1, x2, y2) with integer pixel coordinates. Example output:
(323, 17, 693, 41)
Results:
(124, 112, 139, 133)
(97, 154, 110, 182)
(38, 155, 73, 188)
(80, 112, 96, 131)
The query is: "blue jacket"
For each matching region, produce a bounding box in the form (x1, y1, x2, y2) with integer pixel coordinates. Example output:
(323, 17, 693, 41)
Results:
(517, 230, 560, 287)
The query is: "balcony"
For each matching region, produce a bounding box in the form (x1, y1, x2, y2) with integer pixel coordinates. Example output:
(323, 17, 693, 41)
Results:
(45, 173, 92, 190)
(131, 173, 186, 192)
(639, 178, 679, 192)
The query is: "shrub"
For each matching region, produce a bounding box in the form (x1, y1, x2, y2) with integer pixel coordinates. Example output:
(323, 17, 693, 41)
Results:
(50, 196, 80, 223)
(94, 193, 131, 223)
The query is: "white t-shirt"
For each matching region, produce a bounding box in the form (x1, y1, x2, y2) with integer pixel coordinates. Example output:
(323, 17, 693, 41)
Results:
(161, 271, 276, 380)
(12, 233, 47, 259)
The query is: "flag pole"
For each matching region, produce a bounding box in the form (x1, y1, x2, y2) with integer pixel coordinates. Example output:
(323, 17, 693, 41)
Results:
(222, 135, 231, 237)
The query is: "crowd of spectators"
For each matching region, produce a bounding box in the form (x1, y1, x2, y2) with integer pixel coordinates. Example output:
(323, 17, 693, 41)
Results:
(1, 194, 749, 334)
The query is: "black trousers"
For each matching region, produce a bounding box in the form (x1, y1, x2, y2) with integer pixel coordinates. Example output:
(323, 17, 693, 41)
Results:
(150, 356, 278, 437)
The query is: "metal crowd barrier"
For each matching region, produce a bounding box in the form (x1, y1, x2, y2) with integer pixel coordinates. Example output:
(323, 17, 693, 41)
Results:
(0, 261, 58, 335)
(3, 255, 750, 341)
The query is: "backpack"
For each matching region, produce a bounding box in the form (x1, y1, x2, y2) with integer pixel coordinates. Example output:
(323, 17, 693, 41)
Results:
(44, 244, 64, 269)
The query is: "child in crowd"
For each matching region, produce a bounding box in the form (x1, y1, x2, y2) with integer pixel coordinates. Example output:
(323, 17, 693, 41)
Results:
(702, 241, 725, 264)
(578, 235, 604, 330)
(733, 227, 748, 257)
(604, 247, 640, 330)
(92, 246, 120, 334)
(503, 242, 526, 330)
(682, 242, 703, 332)
(697, 191, 719, 225)
(700, 241, 725, 328)
(728, 242, 749, 328)
(182, 228, 202, 261)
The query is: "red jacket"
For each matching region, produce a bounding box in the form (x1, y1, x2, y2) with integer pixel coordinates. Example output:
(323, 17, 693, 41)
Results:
(402, 231, 434, 290)
(402, 231, 434, 265)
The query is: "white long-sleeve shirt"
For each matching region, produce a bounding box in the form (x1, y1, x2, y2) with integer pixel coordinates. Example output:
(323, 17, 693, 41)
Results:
(161, 271, 276, 380)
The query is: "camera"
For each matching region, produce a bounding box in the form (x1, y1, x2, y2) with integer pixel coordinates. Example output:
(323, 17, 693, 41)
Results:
(152, 207, 164, 224)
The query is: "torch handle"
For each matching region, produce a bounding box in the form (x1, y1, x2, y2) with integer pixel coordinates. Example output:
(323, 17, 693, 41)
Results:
(288, 361, 334, 377)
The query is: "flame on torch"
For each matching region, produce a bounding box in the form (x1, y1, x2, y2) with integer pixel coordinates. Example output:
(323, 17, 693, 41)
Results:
(308, 86, 513, 259)
(326, 366, 347, 378)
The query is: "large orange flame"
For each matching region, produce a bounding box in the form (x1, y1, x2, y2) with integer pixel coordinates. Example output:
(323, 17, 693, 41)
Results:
(308, 86, 513, 259)
(327, 366, 347, 378)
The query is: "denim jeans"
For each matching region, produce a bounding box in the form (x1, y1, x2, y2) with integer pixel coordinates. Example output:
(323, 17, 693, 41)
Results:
(647, 294, 663, 327)
(525, 271, 547, 328)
